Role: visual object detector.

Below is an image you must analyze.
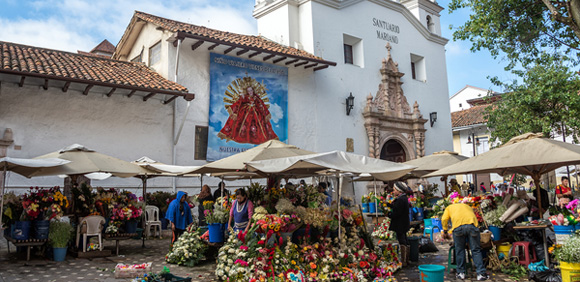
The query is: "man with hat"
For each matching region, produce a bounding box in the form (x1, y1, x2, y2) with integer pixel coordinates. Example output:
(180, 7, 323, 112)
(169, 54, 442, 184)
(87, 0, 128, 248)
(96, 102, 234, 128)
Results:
(388, 181, 411, 266)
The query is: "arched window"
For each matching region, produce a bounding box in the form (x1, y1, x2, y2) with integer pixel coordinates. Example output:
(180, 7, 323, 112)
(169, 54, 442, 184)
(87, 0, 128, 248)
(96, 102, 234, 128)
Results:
(426, 15, 434, 32)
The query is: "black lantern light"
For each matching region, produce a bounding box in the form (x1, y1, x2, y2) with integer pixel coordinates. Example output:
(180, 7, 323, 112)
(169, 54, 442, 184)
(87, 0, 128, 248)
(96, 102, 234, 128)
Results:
(346, 93, 355, 115)
(429, 112, 437, 127)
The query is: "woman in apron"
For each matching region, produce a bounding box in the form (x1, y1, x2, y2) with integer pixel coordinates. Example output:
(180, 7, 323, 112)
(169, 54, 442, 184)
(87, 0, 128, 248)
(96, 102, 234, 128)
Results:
(228, 189, 254, 234)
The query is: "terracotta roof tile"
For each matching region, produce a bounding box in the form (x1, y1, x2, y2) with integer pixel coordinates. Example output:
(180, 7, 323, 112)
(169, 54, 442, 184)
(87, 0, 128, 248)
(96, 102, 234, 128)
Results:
(0, 41, 188, 93)
(90, 39, 116, 54)
(451, 105, 489, 128)
(134, 11, 328, 62)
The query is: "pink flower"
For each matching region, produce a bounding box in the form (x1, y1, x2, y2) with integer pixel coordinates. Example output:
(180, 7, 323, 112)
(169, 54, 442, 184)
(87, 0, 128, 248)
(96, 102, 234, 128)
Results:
(240, 245, 248, 251)
(566, 199, 579, 210)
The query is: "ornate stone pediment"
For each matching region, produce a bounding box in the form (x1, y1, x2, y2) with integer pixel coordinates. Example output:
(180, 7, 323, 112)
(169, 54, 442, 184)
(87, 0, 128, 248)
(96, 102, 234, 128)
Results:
(363, 43, 427, 160)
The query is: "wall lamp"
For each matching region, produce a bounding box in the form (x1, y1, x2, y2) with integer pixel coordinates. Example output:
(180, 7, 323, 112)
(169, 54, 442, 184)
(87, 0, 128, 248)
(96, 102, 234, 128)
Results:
(346, 93, 355, 115)
(429, 111, 437, 127)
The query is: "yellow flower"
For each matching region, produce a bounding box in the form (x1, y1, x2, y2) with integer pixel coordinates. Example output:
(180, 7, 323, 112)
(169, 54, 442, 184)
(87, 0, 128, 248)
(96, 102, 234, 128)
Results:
(291, 260, 296, 265)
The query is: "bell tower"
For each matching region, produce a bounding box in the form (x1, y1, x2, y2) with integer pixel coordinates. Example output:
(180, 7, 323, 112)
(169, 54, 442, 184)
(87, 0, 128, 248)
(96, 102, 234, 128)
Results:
(400, 0, 444, 36)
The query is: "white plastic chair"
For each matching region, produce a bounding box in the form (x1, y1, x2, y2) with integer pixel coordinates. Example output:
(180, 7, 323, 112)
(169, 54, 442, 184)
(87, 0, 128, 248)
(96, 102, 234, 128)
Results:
(76, 215, 105, 252)
(145, 205, 162, 238)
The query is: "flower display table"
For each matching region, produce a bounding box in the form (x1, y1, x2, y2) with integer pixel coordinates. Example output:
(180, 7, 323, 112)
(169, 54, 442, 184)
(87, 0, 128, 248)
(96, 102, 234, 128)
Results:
(104, 233, 137, 255)
(4, 234, 48, 261)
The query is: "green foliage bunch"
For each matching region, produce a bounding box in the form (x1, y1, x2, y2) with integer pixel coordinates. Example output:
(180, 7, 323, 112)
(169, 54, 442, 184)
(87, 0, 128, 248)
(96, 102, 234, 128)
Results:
(49, 221, 74, 248)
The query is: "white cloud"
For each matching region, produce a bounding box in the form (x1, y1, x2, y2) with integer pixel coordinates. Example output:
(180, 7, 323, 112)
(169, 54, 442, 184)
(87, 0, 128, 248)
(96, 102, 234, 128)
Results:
(2, 0, 256, 52)
(269, 103, 284, 123)
(445, 40, 470, 56)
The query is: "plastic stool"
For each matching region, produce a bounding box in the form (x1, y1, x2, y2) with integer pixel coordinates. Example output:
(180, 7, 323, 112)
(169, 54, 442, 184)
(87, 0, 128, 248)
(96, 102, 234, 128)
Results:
(511, 241, 537, 266)
(448, 246, 473, 275)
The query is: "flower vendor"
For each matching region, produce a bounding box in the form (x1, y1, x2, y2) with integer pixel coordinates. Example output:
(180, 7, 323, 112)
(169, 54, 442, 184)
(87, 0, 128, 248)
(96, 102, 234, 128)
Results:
(228, 189, 254, 233)
(388, 181, 411, 266)
(213, 181, 230, 201)
(165, 191, 193, 245)
(556, 176, 574, 208)
(318, 182, 332, 206)
(197, 185, 214, 226)
(441, 201, 489, 281)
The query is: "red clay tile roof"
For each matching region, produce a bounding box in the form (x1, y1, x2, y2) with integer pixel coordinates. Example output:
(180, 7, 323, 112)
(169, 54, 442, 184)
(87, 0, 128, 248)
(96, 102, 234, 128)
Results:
(0, 41, 188, 94)
(133, 11, 333, 64)
(451, 105, 489, 128)
(90, 39, 115, 54)
(77, 50, 111, 59)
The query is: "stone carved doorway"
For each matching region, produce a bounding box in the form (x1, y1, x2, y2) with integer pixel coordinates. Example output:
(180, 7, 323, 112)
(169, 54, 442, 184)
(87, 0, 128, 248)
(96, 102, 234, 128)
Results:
(380, 139, 406, 163)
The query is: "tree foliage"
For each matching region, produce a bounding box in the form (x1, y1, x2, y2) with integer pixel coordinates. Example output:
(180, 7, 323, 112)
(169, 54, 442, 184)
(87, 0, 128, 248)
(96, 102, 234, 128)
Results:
(486, 55, 580, 143)
(449, 0, 580, 69)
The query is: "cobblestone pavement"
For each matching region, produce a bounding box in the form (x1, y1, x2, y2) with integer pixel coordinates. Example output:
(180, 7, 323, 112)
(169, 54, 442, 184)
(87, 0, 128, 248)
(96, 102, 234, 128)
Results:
(0, 232, 519, 281)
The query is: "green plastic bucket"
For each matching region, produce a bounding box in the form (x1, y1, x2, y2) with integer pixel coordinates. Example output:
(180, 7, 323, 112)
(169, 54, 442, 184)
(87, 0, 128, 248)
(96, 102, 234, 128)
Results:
(418, 264, 445, 282)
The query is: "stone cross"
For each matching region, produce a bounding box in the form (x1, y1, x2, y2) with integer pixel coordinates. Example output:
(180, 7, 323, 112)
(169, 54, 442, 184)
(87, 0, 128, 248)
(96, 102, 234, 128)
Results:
(385, 43, 392, 57)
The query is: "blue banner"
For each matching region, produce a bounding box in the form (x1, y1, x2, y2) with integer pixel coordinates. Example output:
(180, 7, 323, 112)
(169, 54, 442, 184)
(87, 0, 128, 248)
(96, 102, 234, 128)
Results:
(207, 53, 288, 161)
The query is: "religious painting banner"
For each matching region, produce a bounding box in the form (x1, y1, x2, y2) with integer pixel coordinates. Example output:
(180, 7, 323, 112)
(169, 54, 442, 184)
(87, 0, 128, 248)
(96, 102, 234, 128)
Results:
(207, 53, 288, 161)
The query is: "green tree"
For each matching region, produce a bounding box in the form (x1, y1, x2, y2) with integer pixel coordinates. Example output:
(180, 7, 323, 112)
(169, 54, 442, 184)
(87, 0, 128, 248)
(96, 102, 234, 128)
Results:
(449, 0, 580, 69)
(486, 55, 580, 143)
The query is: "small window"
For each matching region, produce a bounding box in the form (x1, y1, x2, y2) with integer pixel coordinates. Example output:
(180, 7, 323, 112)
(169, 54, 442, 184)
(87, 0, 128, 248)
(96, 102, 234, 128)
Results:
(149, 41, 161, 66)
(342, 34, 364, 67)
(459, 103, 462, 108)
(410, 53, 426, 81)
(131, 54, 141, 63)
(194, 126, 208, 160)
(344, 44, 354, 64)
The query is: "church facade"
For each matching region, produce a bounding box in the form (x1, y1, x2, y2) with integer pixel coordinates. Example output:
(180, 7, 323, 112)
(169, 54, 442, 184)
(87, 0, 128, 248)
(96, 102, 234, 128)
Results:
(1, 0, 452, 195)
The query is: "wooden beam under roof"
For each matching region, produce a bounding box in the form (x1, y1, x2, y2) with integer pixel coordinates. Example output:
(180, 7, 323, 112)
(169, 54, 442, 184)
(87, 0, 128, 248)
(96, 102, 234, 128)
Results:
(237, 49, 249, 56)
(127, 89, 137, 98)
(285, 59, 299, 65)
(304, 63, 318, 69)
(82, 84, 94, 95)
(19, 76, 25, 87)
(273, 57, 287, 64)
(207, 43, 219, 50)
(223, 46, 236, 54)
(163, 95, 178, 104)
(42, 79, 49, 90)
(263, 54, 276, 61)
(249, 51, 261, 58)
(143, 92, 156, 101)
(106, 87, 116, 97)
(295, 61, 308, 67)
(313, 65, 329, 71)
(62, 81, 71, 92)
(191, 40, 205, 51)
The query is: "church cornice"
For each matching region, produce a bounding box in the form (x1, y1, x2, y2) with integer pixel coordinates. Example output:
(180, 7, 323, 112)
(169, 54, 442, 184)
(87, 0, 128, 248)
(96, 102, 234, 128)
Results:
(401, 0, 444, 16)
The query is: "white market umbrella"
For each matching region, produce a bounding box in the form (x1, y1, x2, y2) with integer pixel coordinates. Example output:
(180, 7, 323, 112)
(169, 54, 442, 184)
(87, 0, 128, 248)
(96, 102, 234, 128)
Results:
(425, 133, 580, 214)
(28, 144, 145, 178)
(0, 157, 71, 229)
(403, 150, 469, 195)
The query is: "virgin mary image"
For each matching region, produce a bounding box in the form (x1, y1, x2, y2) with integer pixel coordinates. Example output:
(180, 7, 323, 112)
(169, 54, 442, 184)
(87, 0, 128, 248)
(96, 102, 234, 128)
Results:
(218, 76, 279, 144)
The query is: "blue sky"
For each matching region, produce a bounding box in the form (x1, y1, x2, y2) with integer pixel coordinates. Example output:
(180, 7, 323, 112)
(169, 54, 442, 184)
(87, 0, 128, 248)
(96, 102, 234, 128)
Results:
(0, 0, 515, 96)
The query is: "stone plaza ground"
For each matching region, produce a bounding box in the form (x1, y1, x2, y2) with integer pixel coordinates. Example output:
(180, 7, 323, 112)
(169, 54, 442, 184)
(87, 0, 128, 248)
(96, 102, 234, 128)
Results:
(0, 232, 517, 282)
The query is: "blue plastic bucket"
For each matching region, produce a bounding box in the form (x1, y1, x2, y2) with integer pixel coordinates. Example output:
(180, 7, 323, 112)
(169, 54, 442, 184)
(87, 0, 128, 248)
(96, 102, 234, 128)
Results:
(554, 225, 575, 244)
(414, 207, 424, 221)
(125, 220, 138, 234)
(209, 223, 224, 243)
(369, 202, 377, 213)
(53, 247, 67, 262)
(11, 221, 31, 240)
(362, 203, 369, 213)
(488, 226, 502, 241)
(431, 218, 443, 231)
(418, 264, 445, 282)
(409, 208, 414, 222)
(33, 220, 50, 240)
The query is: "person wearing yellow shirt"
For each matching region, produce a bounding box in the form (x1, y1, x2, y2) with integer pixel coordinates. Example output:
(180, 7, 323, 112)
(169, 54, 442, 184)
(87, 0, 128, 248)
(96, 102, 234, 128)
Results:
(441, 203, 489, 281)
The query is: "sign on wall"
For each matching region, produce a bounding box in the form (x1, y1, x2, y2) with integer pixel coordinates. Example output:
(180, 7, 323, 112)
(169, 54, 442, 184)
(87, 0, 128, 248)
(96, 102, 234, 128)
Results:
(207, 53, 288, 161)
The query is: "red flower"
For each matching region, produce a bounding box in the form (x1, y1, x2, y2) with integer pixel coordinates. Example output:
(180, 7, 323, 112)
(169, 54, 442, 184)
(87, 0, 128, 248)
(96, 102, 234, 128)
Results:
(359, 261, 369, 268)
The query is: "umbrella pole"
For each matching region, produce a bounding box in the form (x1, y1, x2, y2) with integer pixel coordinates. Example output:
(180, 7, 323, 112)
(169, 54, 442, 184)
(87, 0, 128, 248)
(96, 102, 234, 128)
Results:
(443, 176, 448, 196)
(532, 174, 543, 217)
(142, 176, 147, 248)
(337, 173, 341, 243)
(0, 164, 6, 231)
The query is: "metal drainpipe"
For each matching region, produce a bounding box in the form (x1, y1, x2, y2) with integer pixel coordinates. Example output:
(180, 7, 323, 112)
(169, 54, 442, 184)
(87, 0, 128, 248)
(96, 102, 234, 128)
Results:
(172, 38, 182, 193)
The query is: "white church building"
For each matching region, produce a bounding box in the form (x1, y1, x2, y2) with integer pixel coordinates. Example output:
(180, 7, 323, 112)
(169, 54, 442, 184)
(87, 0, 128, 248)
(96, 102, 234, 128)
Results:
(1, 0, 453, 197)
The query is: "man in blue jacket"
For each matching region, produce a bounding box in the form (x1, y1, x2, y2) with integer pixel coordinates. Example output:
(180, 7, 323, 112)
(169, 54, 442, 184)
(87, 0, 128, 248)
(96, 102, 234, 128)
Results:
(165, 191, 193, 245)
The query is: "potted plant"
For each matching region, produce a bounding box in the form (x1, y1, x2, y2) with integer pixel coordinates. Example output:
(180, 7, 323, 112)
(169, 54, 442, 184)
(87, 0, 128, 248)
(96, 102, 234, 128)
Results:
(483, 205, 507, 240)
(361, 195, 370, 213)
(555, 235, 580, 280)
(49, 220, 73, 261)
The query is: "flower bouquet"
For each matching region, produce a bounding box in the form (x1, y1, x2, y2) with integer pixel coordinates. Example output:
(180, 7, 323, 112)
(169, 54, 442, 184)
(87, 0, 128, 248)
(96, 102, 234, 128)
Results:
(165, 227, 207, 267)
(372, 218, 396, 240)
